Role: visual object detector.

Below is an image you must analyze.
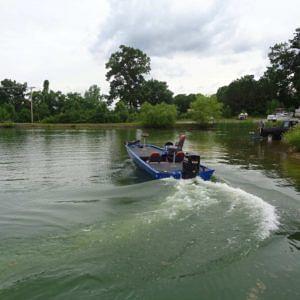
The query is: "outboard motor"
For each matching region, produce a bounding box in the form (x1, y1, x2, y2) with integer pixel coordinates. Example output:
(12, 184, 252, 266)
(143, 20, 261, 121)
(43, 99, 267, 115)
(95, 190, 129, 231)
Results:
(182, 153, 200, 179)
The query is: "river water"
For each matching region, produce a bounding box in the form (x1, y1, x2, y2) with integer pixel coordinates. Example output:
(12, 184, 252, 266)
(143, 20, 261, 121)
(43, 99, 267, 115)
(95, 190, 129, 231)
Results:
(0, 125, 300, 299)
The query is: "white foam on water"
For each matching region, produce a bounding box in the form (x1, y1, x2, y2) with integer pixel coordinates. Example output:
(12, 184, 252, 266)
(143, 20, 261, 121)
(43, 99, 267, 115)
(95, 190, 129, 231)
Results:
(197, 179, 280, 240)
(162, 179, 219, 218)
(139, 178, 279, 240)
(139, 178, 219, 223)
(159, 178, 279, 239)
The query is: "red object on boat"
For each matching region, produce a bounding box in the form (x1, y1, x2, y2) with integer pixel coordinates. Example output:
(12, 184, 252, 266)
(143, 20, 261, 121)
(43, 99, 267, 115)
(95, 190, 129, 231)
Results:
(175, 151, 185, 162)
(149, 152, 161, 162)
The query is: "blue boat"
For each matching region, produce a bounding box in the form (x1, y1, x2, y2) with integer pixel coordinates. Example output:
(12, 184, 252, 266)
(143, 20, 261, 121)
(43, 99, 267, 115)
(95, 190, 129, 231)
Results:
(125, 135, 214, 180)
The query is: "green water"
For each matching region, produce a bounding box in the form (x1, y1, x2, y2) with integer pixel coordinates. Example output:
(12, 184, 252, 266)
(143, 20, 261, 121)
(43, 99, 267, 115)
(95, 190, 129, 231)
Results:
(0, 125, 300, 299)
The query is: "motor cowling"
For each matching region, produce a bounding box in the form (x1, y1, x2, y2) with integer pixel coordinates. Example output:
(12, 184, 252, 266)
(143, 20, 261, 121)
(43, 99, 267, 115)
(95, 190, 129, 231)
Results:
(182, 154, 200, 179)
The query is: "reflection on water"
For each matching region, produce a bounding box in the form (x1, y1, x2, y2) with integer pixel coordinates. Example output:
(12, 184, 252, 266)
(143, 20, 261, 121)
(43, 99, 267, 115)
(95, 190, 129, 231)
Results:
(0, 126, 300, 300)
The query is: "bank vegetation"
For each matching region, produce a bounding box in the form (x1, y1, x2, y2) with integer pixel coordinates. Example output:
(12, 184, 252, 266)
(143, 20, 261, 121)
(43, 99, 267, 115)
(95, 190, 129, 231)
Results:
(0, 28, 299, 129)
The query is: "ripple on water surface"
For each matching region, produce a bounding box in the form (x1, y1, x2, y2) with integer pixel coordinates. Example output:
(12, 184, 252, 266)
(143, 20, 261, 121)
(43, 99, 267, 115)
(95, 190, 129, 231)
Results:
(1, 128, 300, 300)
(0, 177, 281, 299)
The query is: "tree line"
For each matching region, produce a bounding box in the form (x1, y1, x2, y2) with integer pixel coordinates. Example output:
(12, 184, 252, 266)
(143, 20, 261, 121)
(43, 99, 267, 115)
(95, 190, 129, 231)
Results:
(0, 28, 299, 125)
(217, 28, 300, 116)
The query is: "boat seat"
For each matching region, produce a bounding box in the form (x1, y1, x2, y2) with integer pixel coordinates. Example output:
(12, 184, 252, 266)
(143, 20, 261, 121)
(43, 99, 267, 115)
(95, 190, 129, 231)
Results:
(175, 151, 185, 162)
(148, 152, 161, 163)
(164, 141, 174, 148)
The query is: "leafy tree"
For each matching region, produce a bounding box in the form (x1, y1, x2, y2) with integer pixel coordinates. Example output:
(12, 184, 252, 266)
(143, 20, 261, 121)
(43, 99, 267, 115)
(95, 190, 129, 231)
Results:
(32, 92, 50, 121)
(139, 102, 177, 128)
(216, 75, 266, 116)
(0, 79, 27, 112)
(113, 101, 129, 122)
(43, 90, 66, 115)
(263, 28, 300, 109)
(190, 95, 222, 124)
(0, 106, 11, 121)
(84, 85, 103, 104)
(266, 99, 281, 114)
(15, 107, 31, 122)
(290, 28, 300, 103)
(41, 86, 109, 123)
(264, 43, 294, 107)
(43, 80, 50, 94)
(139, 79, 173, 105)
(217, 28, 300, 115)
(174, 93, 196, 115)
(106, 45, 151, 109)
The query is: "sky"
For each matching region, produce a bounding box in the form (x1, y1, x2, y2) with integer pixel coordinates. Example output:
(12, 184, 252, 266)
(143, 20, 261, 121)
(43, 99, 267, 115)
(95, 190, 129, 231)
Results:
(0, 0, 299, 95)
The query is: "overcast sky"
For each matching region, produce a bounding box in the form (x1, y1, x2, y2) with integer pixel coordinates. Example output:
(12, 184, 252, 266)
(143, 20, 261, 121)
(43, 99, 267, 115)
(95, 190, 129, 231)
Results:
(0, 0, 299, 95)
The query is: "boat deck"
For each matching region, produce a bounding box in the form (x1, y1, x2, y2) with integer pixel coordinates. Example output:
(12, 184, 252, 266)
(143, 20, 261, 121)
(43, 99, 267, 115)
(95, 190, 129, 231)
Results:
(130, 145, 164, 158)
(148, 161, 182, 172)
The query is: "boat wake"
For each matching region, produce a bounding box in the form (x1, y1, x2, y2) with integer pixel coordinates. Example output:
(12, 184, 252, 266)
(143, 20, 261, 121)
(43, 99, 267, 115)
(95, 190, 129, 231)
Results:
(142, 178, 280, 240)
(205, 180, 280, 239)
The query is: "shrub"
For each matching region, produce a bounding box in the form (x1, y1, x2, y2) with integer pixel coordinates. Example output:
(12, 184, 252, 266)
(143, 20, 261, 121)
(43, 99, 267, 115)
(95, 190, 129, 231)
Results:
(139, 102, 177, 128)
(266, 99, 281, 115)
(113, 101, 129, 122)
(0, 122, 15, 128)
(15, 108, 31, 122)
(264, 120, 283, 128)
(190, 94, 223, 124)
(284, 125, 300, 151)
(0, 106, 10, 121)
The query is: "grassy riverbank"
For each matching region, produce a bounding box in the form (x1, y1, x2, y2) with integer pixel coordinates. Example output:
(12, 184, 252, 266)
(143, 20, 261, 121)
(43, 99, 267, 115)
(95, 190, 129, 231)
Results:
(0, 119, 261, 130)
(0, 119, 259, 129)
(284, 125, 300, 152)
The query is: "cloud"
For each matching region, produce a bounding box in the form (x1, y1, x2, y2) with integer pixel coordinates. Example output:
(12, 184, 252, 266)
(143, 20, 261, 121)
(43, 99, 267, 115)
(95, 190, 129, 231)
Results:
(92, 0, 300, 94)
(0, 0, 109, 92)
(0, 0, 299, 95)
(93, 0, 250, 58)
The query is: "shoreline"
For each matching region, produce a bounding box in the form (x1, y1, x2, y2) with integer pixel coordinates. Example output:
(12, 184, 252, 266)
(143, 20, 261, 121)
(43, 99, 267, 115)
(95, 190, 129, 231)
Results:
(0, 119, 260, 130)
(0, 122, 200, 130)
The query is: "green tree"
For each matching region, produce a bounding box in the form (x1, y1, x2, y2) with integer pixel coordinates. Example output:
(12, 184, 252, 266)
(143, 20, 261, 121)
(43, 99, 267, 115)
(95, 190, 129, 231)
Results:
(106, 45, 151, 109)
(84, 85, 103, 103)
(113, 100, 129, 122)
(266, 99, 281, 114)
(32, 91, 50, 121)
(190, 95, 222, 124)
(263, 28, 300, 109)
(290, 28, 300, 104)
(139, 102, 177, 128)
(139, 79, 173, 105)
(43, 80, 50, 94)
(216, 75, 266, 116)
(41, 90, 65, 115)
(0, 106, 11, 121)
(15, 107, 31, 122)
(174, 93, 197, 115)
(0, 79, 27, 113)
(264, 42, 294, 107)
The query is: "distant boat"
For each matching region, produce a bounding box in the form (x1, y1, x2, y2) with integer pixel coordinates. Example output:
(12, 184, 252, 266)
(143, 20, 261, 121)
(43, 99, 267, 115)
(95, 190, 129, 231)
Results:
(125, 134, 214, 180)
(259, 119, 299, 140)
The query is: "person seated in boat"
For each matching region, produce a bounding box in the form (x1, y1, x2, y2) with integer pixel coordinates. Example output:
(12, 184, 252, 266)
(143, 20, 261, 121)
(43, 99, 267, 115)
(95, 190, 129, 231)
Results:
(164, 134, 186, 151)
(175, 134, 186, 151)
(163, 134, 186, 162)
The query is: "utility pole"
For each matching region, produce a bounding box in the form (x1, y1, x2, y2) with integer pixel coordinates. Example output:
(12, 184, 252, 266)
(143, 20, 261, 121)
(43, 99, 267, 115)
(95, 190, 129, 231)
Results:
(29, 86, 35, 124)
